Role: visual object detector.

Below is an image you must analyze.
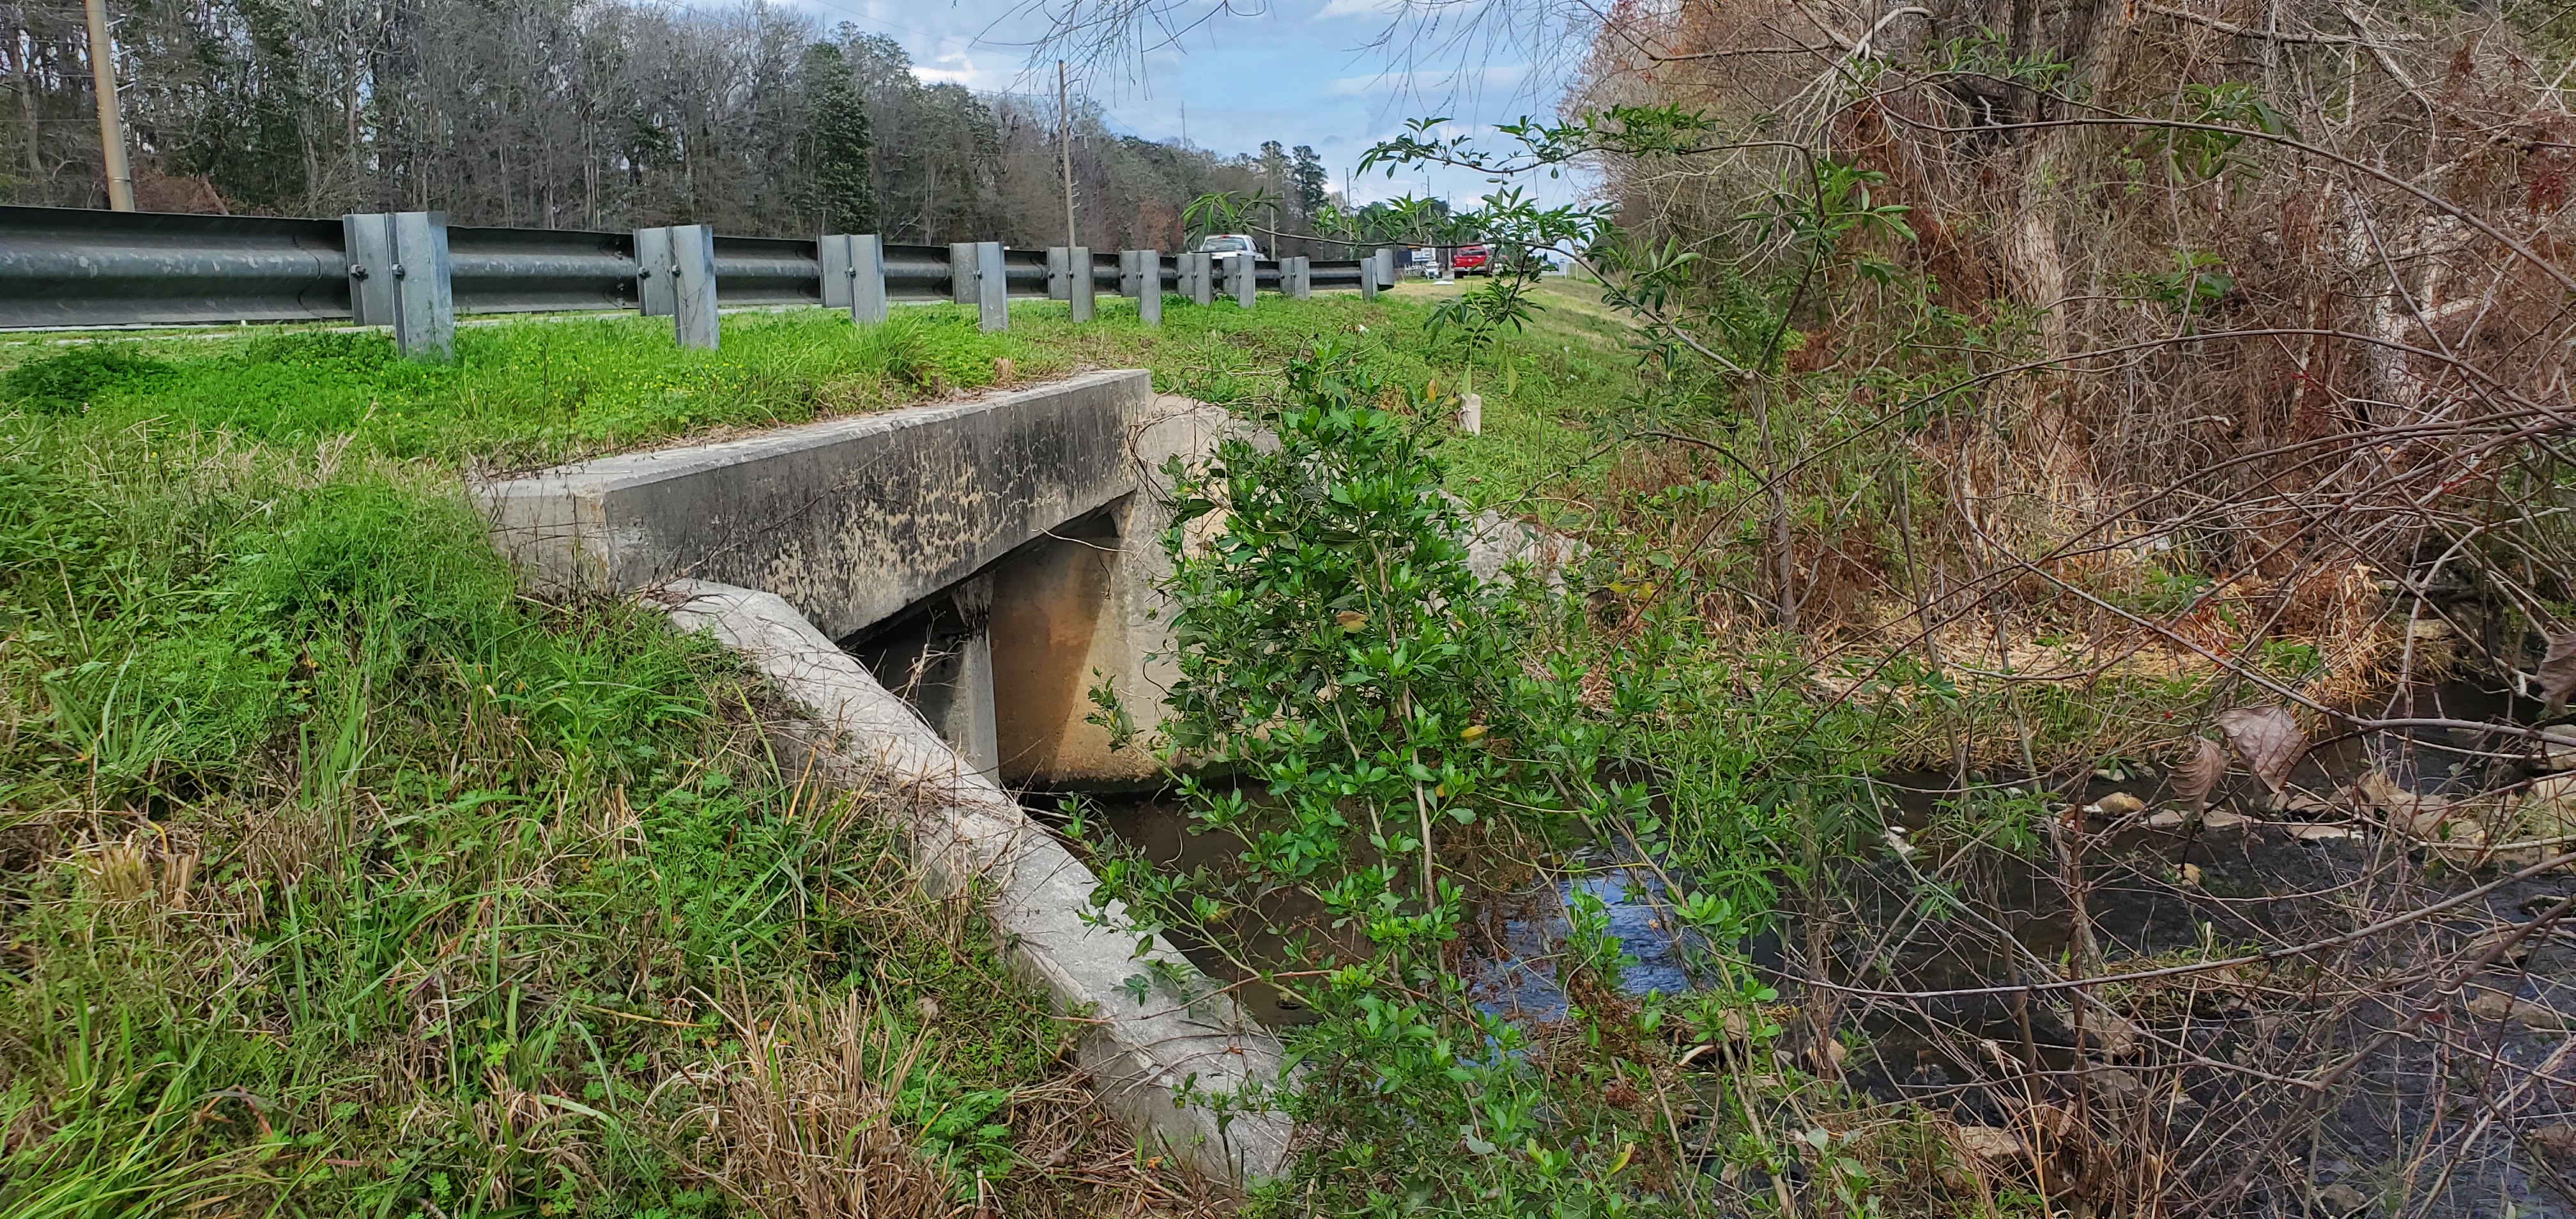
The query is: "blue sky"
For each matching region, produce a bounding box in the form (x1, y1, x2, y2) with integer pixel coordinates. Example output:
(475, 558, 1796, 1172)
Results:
(782, 0, 1597, 210)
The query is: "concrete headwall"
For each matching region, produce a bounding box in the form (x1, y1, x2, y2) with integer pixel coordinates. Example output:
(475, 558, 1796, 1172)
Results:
(477, 369, 1147, 641)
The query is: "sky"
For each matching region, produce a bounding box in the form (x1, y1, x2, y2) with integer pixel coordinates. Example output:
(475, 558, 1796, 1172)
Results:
(781, 0, 1598, 210)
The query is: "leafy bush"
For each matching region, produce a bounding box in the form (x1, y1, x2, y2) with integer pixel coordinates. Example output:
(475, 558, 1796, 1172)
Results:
(1084, 345, 1744, 1215)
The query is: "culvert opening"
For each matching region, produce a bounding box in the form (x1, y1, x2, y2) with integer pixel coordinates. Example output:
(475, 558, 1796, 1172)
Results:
(839, 502, 1136, 787)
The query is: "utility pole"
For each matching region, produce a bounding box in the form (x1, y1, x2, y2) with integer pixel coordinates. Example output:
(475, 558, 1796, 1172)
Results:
(1057, 61, 1076, 250)
(83, 0, 134, 211)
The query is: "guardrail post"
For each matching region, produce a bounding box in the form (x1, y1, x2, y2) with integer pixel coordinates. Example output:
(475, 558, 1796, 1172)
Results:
(1131, 250, 1161, 326)
(1376, 248, 1397, 289)
(820, 234, 852, 309)
(851, 234, 886, 325)
(670, 223, 718, 349)
(1066, 247, 1094, 322)
(1189, 253, 1216, 306)
(1360, 250, 1379, 300)
(1287, 256, 1311, 300)
(634, 227, 675, 317)
(342, 213, 395, 326)
(387, 211, 454, 362)
(820, 234, 886, 324)
(949, 242, 978, 307)
(974, 241, 1008, 332)
(1046, 247, 1072, 301)
(1229, 253, 1255, 309)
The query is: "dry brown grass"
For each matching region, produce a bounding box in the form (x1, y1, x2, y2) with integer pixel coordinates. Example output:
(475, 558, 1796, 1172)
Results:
(674, 982, 1230, 1219)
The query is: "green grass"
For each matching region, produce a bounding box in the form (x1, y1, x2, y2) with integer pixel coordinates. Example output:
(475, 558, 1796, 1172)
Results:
(0, 282, 1643, 493)
(0, 309, 1011, 470)
(0, 356, 1176, 1216)
(1002, 280, 1640, 506)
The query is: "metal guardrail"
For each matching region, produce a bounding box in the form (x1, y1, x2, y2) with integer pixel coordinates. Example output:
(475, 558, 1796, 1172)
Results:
(0, 205, 1399, 360)
(447, 226, 638, 314)
(1, 208, 350, 326)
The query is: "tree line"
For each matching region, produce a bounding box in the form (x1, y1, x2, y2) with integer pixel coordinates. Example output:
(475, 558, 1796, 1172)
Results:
(1, 0, 1342, 251)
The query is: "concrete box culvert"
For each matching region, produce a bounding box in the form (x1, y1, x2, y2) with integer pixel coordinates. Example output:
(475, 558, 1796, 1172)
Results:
(474, 373, 1246, 790)
(475, 374, 1289, 1181)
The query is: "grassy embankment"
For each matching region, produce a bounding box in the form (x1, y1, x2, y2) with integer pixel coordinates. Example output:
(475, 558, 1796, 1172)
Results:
(0, 283, 1634, 1217)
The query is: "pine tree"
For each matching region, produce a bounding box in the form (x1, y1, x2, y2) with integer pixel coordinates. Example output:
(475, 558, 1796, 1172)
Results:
(801, 42, 875, 233)
(1290, 145, 1328, 229)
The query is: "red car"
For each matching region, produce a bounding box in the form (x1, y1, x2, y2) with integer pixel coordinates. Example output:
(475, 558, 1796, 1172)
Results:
(1453, 243, 1491, 275)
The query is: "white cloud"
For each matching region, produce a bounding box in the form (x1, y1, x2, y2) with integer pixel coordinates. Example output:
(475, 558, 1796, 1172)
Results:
(913, 52, 1013, 89)
(1316, 0, 1405, 17)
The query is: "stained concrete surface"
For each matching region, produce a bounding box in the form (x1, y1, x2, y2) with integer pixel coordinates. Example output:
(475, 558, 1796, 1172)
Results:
(477, 369, 1145, 642)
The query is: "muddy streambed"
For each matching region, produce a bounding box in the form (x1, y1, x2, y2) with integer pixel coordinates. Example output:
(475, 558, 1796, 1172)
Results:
(1032, 680, 2576, 1215)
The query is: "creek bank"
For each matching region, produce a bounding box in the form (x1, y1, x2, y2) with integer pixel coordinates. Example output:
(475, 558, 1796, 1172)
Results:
(1070, 677, 2576, 1215)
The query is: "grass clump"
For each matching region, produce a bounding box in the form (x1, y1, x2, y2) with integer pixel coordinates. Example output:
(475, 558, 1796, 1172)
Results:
(0, 345, 175, 416)
(1006, 281, 1636, 503)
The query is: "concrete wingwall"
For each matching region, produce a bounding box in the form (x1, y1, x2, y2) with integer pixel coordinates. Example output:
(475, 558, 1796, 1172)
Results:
(657, 581, 1291, 1183)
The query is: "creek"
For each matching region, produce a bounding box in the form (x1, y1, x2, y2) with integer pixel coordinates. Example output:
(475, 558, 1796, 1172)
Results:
(1035, 675, 2576, 1215)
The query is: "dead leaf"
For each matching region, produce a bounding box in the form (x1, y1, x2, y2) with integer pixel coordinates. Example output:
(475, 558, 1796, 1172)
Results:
(2531, 1124, 2576, 1157)
(2087, 1011, 2143, 1058)
(2092, 792, 2144, 817)
(2542, 630, 2576, 714)
(2173, 737, 2230, 811)
(1335, 610, 1368, 632)
(2359, 770, 2453, 837)
(1951, 1125, 2025, 1162)
(2216, 707, 2307, 794)
(2084, 1064, 2146, 1098)
(2465, 987, 2569, 1030)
